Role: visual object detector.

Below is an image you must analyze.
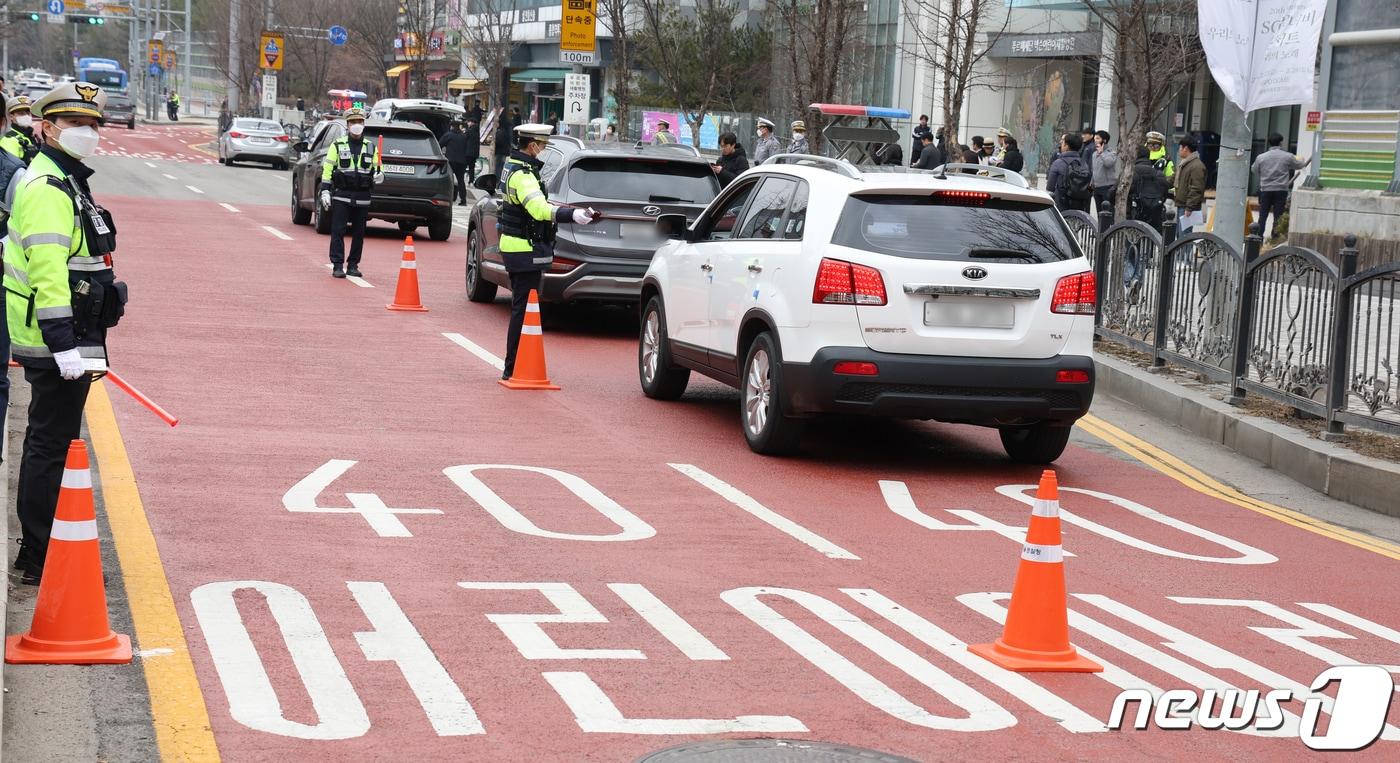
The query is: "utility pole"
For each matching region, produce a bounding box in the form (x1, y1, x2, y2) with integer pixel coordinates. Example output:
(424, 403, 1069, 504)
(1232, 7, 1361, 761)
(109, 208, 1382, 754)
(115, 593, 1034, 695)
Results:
(1213, 102, 1253, 253)
(263, 0, 274, 119)
(183, 0, 191, 116)
(3, 4, 10, 79)
(228, 0, 241, 113)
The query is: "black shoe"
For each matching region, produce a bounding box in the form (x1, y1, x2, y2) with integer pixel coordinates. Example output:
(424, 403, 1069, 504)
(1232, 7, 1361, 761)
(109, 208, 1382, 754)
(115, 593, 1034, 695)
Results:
(501, 371, 512, 381)
(332, 265, 346, 278)
(19, 567, 41, 586)
(346, 266, 363, 278)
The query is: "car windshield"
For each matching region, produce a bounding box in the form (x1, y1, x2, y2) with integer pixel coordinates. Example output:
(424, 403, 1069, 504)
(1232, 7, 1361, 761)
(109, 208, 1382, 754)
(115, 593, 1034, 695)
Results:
(371, 130, 444, 159)
(566, 157, 719, 203)
(233, 119, 283, 133)
(831, 193, 1081, 263)
(107, 97, 131, 107)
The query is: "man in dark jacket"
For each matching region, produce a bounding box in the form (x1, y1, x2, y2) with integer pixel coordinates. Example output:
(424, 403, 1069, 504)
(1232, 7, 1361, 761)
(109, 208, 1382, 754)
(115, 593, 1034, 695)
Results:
(912, 132, 942, 170)
(1046, 133, 1091, 213)
(1000, 137, 1024, 173)
(911, 114, 932, 164)
(439, 121, 472, 205)
(1129, 147, 1169, 231)
(463, 118, 481, 186)
(712, 132, 749, 187)
(493, 107, 513, 176)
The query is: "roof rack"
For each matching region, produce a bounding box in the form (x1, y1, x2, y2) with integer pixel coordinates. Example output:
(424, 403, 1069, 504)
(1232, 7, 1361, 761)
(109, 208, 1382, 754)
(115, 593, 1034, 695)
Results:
(932, 163, 1030, 188)
(762, 153, 862, 180)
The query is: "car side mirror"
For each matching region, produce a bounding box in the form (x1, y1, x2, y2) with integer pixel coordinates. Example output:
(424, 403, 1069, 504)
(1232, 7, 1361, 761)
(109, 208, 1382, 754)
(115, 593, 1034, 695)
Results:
(473, 174, 498, 192)
(656, 213, 689, 240)
(293, 141, 308, 153)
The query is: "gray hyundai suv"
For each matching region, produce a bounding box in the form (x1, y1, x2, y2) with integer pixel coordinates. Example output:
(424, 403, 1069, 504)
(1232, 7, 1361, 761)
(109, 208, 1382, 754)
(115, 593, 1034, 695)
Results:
(465, 137, 721, 303)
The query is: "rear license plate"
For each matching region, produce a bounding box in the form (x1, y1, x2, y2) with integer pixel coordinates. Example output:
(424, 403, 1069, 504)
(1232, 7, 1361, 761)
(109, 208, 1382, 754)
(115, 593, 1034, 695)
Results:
(250, 138, 273, 144)
(620, 222, 656, 240)
(383, 164, 415, 175)
(924, 299, 1015, 329)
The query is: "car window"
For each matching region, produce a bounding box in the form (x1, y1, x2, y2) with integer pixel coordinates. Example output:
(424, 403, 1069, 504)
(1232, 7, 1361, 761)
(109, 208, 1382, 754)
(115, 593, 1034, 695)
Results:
(832, 194, 1080, 263)
(699, 179, 759, 241)
(539, 147, 566, 187)
(373, 130, 445, 159)
(312, 124, 343, 152)
(565, 157, 719, 204)
(784, 182, 809, 240)
(736, 177, 798, 240)
(233, 119, 283, 133)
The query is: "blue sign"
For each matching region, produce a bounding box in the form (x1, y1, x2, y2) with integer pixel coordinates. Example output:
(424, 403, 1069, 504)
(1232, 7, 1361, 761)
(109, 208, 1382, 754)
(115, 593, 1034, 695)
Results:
(47, 0, 64, 13)
(149, 62, 162, 76)
(328, 25, 348, 46)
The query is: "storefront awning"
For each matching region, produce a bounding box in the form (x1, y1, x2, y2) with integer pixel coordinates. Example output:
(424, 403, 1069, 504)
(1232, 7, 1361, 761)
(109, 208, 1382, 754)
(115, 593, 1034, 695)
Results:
(447, 78, 481, 90)
(385, 64, 411, 77)
(510, 68, 568, 84)
(427, 70, 453, 82)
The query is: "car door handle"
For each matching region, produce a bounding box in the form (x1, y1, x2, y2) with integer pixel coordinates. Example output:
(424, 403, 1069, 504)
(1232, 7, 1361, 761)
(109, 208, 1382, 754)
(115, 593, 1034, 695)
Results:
(747, 263, 763, 273)
(700, 263, 713, 272)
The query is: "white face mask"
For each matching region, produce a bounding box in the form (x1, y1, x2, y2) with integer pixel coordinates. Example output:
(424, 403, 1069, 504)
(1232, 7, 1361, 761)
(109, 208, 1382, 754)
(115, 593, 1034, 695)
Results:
(14, 114, 32, 128)
(55, 124, 100, 159)
(348, 123, 365, 137)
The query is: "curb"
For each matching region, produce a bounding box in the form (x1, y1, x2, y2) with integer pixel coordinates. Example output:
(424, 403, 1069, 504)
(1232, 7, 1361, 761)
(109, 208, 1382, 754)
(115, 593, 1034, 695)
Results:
(1094, 353, 1400, 518)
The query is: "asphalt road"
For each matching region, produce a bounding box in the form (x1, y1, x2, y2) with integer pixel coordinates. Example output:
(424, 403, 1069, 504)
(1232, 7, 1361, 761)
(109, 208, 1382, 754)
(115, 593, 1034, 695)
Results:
(6, 124, 1397, 762)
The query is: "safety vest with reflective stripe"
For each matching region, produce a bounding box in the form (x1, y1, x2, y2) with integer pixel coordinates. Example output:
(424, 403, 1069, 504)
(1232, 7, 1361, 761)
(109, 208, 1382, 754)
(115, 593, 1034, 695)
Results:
(4, 150, 112, 367)
(1149, 146, 1175, 180)
(321, 135, 381, 205)
(499, 153, 558, 272)
(0, 127, 38, 164)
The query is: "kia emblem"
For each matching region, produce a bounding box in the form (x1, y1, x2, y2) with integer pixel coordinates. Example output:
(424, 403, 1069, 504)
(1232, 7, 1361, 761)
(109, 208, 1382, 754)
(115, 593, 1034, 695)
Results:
(962, 266, 988, 280)
(642, 205, 662, 216)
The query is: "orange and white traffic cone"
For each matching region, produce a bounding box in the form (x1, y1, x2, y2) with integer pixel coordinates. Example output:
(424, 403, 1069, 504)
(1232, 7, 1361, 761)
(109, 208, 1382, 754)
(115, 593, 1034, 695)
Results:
(499, 289, 560, 390)
(386, 236, 428, 312)
(6, 440, 132, 665)
(968, 469, 1101, 673)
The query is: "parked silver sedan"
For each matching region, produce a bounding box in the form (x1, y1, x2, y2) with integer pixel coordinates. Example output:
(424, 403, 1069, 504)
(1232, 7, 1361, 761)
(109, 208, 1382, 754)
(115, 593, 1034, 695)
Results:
(219, 118, 292, 169)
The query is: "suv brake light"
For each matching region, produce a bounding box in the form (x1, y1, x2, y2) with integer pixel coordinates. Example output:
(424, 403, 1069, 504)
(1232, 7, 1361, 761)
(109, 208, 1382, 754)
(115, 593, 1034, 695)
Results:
(1051, 272, 1097, 315)
(813, 257, 887, 306)
(549, 256, 581, 273)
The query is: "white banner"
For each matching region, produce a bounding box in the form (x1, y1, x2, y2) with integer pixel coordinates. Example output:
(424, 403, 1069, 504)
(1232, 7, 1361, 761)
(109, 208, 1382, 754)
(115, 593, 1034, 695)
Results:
(1198, 0, 1328, 113)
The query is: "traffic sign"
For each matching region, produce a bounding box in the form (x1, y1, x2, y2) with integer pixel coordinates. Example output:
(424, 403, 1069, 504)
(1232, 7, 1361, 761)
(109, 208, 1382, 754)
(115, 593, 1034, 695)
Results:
(148, 39, 163, 65)
(47, 0, 64, 14)
(559, 49, 597, 66)
(148, 62, 161, 76)
(559, 0, 596, 53)
(163, 50, 177, 71)
(262, 72, 278, 109)
(564, 73, 590, 125)
(328, 25, 348, 46)
(259, 31, 284, 70)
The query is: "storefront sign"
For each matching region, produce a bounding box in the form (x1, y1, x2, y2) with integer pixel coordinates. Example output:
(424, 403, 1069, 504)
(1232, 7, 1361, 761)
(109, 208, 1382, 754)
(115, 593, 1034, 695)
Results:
(987, 31, 1100, 58)
(1305, 111, 1321, 131)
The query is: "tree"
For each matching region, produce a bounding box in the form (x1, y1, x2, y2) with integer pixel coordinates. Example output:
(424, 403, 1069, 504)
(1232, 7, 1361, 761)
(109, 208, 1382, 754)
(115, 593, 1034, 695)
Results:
(900, 0, 1010, 149)
(280, 0, 344, 101)
(1080, 0, 1204, 216)
(769, 0, 866, 153)
(454, 0, 522, 119)
(596, 0, 635, 139)
(342, 0, 401, 98)
(398, 0, 448, 98)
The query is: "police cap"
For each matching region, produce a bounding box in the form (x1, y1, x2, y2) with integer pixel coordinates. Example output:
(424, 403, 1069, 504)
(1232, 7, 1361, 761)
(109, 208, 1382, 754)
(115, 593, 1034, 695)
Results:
(7, 95, 32, 115)
(343, 108, 367, 123)
(756, 117, 775, 130)
(790, 120, 806, 133)
(33, 82, 107, 123)
(1145, 130, 1166, 144)
(997, 126, 1011, 138)
(514, 123, 553, 142)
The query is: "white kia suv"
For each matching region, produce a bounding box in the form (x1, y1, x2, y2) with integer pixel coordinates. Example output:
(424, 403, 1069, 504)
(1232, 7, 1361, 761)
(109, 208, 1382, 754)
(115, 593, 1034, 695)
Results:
(637, 156, 1097, 463)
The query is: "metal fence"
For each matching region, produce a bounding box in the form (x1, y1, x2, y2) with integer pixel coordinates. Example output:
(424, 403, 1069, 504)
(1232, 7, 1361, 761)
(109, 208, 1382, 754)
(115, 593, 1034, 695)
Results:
(1077, 211, 1400, 437)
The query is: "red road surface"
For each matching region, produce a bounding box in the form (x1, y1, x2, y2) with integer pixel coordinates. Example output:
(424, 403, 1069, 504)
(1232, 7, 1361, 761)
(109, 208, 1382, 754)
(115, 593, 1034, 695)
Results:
(91, 146, 1400, 761)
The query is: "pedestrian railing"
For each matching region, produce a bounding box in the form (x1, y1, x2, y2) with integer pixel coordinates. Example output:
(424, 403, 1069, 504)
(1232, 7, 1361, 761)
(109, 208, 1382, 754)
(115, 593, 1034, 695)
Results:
(1080, 216, 1400, 438)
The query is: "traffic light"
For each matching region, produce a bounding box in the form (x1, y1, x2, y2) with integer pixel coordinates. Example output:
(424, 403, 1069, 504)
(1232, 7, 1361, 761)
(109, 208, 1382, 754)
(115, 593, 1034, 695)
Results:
(29, 12, 40, 21)
(89, 17, 106, 25)
(68, 15, 106, 25)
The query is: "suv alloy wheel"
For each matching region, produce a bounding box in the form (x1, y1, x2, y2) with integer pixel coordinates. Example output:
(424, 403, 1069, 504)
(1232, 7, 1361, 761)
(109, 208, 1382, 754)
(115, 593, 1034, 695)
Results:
(465, 229, 498, 303)
(638, 296, 689, 400)
(741, 332, 801, 455)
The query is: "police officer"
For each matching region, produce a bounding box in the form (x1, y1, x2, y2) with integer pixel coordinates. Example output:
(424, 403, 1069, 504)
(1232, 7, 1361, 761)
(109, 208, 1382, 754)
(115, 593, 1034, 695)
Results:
(753, 118, 782, 165)
(1145, 131, 1175, 182)
(6, 83, 125, 584)
(320, 108, 381, 278)
(788, 121, 809, 154)
(497, 123, 597, 380)
(0, 95, 40, 164)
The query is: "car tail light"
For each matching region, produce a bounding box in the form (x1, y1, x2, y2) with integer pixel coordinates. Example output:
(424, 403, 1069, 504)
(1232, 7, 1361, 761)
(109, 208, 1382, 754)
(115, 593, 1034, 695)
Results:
(1051, 272, 1097, 315)
(275, 134, 290, 142)
(549, 256, 581, 273)
(932, 190, 991, 206)
(228, 131, 245, 139)
(834, 361, 879, 376)
(1056, 369, 1091, 384)
(812, 258, 887, 306)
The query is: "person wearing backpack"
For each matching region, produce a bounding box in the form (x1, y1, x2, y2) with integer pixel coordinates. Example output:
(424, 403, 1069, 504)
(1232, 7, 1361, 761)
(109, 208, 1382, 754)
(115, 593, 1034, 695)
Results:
(1047, 132, 1092, 213)
(1129, 146, 1169, 232)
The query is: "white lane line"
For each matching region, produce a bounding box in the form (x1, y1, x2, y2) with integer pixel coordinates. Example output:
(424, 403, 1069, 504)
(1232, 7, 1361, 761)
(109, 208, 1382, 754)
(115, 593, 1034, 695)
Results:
(161, 173, 177, 179)
(186, 185, 205, 194)
(145, 162, 157, 168)
(668, 463, 861, 560)
(451, 220, 471, 230)
(442, 332, 504, 371)
(262, 225, 293, 241)
(322, 264, 374, 288)
(220, 203, 241, 213)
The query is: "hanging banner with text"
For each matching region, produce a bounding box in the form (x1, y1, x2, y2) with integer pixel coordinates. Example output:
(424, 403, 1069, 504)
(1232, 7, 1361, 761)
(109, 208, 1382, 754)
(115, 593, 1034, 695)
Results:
(1198, 0, 1327, 113)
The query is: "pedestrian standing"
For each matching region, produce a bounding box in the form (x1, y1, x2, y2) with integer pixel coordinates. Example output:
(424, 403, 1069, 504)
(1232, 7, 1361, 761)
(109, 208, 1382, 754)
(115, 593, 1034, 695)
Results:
(320, 108, 382, 279)
(603, 123, 618, 142)
(1091, 129, 1119, 219)
(463, 117, 481, 186)
(493, 107, 513, 176)
(296, 96, 306, 113)
(439, 120, 472, 206)
(911, 115, 932, 164)
(1251, 132, 1311, 239)
(1129, 147, 1170, 231)
(496, 124, 599, 380)
(468, 99, 485, 125)
(911, 131, 942, 170)
(712, 131, 749, 187)
(6, 83, 126, 585)
(1079, 127, 1096, 166)
(787, 121, 809, 154)
(1173, 136, 1206, 234)
(1145, 131, 1175, 183)
(1047, 132, 1092, 213)
(652, 119, 677, 145)
(990, 127, 1011, 166)
(753, 118, 782, 165)
(0, 96, 40, 164)
(1000, 136, 1024, 173)
(971, 135, 988, 164)
(219, 100, 234, 133)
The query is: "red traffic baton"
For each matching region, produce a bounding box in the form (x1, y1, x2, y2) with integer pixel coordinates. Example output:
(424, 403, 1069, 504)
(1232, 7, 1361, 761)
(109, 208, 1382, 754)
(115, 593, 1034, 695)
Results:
(106, 371, 179, 427)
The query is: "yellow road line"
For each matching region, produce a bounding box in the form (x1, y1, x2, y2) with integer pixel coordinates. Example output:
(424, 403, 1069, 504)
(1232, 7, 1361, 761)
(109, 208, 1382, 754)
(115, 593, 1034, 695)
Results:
(1078, 414, 1400, 561)
(87, 382, 221, 761)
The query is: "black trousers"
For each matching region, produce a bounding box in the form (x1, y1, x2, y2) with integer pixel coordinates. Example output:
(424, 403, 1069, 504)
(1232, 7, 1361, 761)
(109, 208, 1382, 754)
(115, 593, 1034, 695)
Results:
(1093, 186, 1116, 219)
(450, 162, 469, 203)
(17, 366, 92, 568)
(465, 156, 479, 185)
(503, 269, 543, 377)
(329, 201, 369, 267)
(1257, 190, 1288, 238)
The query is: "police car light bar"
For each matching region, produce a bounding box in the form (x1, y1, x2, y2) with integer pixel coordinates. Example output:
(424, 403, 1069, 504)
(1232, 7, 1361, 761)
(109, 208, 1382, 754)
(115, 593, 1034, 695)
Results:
(809, 103, 913, 120)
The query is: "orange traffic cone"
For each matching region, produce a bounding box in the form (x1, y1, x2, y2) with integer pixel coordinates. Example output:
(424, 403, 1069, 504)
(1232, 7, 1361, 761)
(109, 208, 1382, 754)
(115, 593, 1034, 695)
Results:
(6, 440, 132, 665)
(499, 289, 560, 391)
(968, 470, 1101, 673)
(387, 236, 429, 312)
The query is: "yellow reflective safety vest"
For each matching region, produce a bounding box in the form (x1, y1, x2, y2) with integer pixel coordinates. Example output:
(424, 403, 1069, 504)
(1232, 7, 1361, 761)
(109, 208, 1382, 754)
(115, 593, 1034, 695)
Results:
(498, 151, 567, 272)
(5, 149, 120, 370)
(1149, 146, 1175, 181)
(321, 135, 381, 205)
(0, 127, 39, 165)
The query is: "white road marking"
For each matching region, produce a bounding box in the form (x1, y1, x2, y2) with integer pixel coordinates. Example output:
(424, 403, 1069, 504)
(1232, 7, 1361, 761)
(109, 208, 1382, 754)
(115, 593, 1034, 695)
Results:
(144, 162, 157, 168)
(161, 173, 177, 179)
(186, 185, 204, 194)
(321, 264, 374, 288)
(669, 464, 860, 560)
(220, 203, 240, 213)
(457, 582, 645, 659)
(442, 332, 504, 371)
(609, 583, 729, 661)
(444, 465, 656, 542)
(543, 672, 807, 734)
(282, 459, 441, 537)
(135, 648, 175, 658)
(262, 225, 293, 241)
(451, 220, 471, 230)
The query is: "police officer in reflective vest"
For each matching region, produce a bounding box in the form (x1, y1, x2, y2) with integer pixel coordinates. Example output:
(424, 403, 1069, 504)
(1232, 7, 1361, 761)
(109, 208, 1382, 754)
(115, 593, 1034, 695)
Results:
(1145, 131, 1175, 182)
(0, 96, 40, 164)
(320, 108, 381, 278)
(5, 83, 126, 584)
(497, 123, 597, 379)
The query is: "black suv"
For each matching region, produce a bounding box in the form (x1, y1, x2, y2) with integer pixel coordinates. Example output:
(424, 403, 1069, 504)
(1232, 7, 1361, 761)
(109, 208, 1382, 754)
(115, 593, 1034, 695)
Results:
(290, 119, 455, 241)
(465, 137, 720, 303)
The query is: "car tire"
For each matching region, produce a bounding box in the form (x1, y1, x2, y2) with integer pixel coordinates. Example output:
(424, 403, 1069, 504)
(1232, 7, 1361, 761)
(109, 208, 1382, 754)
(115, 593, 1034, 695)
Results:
(740, 332, 802, 455)
(999, 424, 1072, 464)
(314, 197, 331, 235)
(465, 229, 498, 303)
(127, 121, 135, 130)
(428, 215, 452, 241)
(291, 186, 312, 225)
(638, 296, 690, 400)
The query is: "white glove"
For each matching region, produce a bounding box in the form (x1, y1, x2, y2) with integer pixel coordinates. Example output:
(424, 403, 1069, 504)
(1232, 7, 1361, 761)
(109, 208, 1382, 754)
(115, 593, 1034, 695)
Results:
(54, 348, 84, 380)
(572, 208, 596, 225)
(374, 171, 385, 185)
(320, 190, 331, 207)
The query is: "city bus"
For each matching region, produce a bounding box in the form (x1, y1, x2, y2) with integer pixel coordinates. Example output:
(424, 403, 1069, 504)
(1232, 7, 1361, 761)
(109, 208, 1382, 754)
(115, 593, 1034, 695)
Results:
(77, 58, 129, 93)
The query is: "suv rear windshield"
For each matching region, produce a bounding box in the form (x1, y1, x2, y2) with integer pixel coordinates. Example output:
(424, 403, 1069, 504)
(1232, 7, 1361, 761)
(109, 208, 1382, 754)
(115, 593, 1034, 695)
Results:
(832, 194, 1081, 263)
(567, 158, 719, 203)
(371, 130, 443, 159)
